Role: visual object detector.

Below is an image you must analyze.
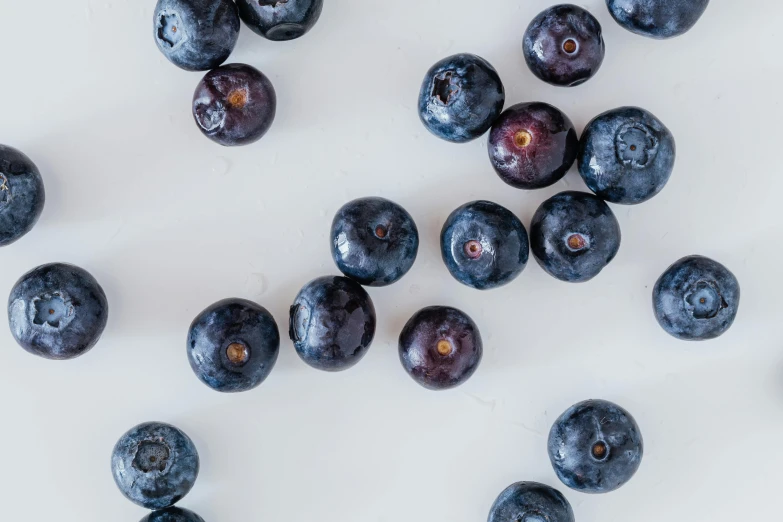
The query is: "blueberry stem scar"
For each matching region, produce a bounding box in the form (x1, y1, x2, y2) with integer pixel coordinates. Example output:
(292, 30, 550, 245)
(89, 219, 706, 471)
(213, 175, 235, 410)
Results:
(514, 130, 532, 148)
(591, 441, 608, 460)
(227, 89, 248, 109)
(436, 339, 453, 356)
(567, 234, 586, 250)
(464, 240, 483, 258)
(563, 39, 577, 53)
(374, 225, 388, 239)
(226, 342, 249, 365)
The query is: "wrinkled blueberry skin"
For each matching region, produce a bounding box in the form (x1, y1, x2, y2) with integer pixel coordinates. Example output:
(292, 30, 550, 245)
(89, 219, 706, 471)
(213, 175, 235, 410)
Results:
(523, 4, 605, 87)
(530, 191, 621, 283)
(187, 298, 280, 392)
(548, 399, 643, 494)
(111, 422, 200, 510)
(578, 107, 675, 205)
(418, 54, 505, 143)
(237, 0, 323, 41)
(193, 63, 277, 147)
(0, 145, 45, 247)
(607, 0, 710, 39)
(289, 276, 376, 371)
(153, 0, 240, 71)
(488, 102, 578, 189)
(440, 201, 528, 290)
(141, 507, 205, 522)
(489, 482, 574, 522)
(331, 197, 419, 287)
(653, 255, 740, 341)
(398, 306, 482, 390)
(8, 263, 108, 360)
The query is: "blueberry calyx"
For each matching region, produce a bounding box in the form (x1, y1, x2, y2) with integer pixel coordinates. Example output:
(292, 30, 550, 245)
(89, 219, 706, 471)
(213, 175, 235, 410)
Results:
(615, 122, 659, 168)
(684, 280, 728, 319)
(32, 293, 73, 328)
(132, 441, 171, 473)
(432, 72, 458, 105)
(156, 11, 185, 49)
(0, 174, 9, 206)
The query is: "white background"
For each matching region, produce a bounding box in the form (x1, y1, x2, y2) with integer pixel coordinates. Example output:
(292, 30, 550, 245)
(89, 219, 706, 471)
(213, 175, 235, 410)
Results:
(0, 0, 778, 520)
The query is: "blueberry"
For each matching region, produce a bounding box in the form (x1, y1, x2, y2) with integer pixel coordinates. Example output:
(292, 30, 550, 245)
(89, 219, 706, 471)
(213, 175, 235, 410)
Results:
(440, 201, 528, 290)
(523, 4, 605, 87)
(530, 191, 621, 283)
(548, 399, 643, 494)
(418, 53, 505, 143)
(153, 0, 240, 71)
(488, 102, 578, 189)
(187, 298, 280, 392)
(237, 0, 324, 41)
(140, 507, 205, 522)
(578, 106, 675, 205)
(193, 63, 277, 147)
(607, 0, 710, 39)
(488, 482, 574, 522)
(398, 306, 482, 390)
(0, 145, 45, 247)
(289, 276, 376, 371)
(8, 263, 108, 360)
(653, 255, 740, 341)
(331, 197, 419, 287)
(111, 422, 199, 510)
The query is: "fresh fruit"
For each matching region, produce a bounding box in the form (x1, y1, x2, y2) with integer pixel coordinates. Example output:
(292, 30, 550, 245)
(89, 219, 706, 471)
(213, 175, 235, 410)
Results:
(530, 192, 621, 282)
(331, 197, 419, 286)
(606, 0, 710, 39)
(153, 0, 240, 71)
(111, 422, 200, 510)
(8, 263, 108, 360)
(418, 53, 505, 143)
(653, 255, 740, 340)
(192, 63, 277, 146)
(187, 298, 280, 392)
(398, 306, 482, 390)
(140, 507, 205, 522)
(578, 106, 675, 204)
(289, 276, 376, 371)
(440, 200, 528, 290)
(548, 399, 643, 493)
(523, 4, 605, 87)
(236, 0, 324, 41)
(0, 145, 45, 247)
(488, 482, 574, 522)
(488, 102, 578, 189)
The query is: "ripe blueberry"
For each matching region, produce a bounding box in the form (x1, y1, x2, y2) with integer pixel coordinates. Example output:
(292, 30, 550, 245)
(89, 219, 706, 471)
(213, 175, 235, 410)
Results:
(0, 145, 45, 247)
(488, 482, 574, 522)
(606, 0, 710, 39)
(140, 507, 205, 522)
(236, 0, 324, 41)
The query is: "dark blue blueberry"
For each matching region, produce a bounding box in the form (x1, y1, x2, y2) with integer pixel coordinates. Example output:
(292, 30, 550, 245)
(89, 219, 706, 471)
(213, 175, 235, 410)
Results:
(8, 263, 108, 360)
(193, 63, 277, 147)
(548, 399, 643, 494)
(141, 507, 205, 522)
(440, 201, 528, 290)
(488, 482, 574, 522)
(187, 298, 280, 392)
(398, 306, 482, 390)
(653, 255, 740, 341)
(111, 422, 199, 510)
(289, 276, 376, 371)
(237, 0, 323, 41)
(607, 0, 710, 39)
(0, 145, 45, 247)
(530, 191, 621, 283)
(523, 4, 605, 87)
(578, 106, 675, 205)
(331, 197, 419, 287)
(418, 53, 505, 143)
(153, 0, 240, 71)
(488, 102, 578, 189)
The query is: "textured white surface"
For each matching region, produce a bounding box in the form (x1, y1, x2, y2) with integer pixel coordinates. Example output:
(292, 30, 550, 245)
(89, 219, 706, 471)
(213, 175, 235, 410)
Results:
(0, 1, 778, 520)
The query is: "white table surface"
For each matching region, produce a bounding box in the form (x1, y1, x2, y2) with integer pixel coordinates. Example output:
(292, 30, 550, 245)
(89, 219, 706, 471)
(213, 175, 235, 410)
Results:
(0, 1, 777, 520)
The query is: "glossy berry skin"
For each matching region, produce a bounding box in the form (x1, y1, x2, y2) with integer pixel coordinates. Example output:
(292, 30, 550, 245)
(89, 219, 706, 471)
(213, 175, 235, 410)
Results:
(488, 102, 578, 189)
(398, 306, 482, 390)
(153, 0, 239, 71)
(579, 107, 675, 205)
(418, 53, 505, 143)
(237, 0, 323, 41)
(607, 0, 710, 39)
(289, 276, 376, 371)
(488, 482, 574, 522)
(653, 255, 740, 341)
(0, 145, 45, 247)
(8, 263, 108, 360)
(187, 298, 280, 392)
(140, 507, 205, 522)
(523, 4, 605, 87)
(193, 64, 277, 147)
(548, 399, 643, 494)
(530, 191, 621, 283)
(331, 197, 419, 287)
(111, 422, 200, 510)
(440, 201, 528, 290)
